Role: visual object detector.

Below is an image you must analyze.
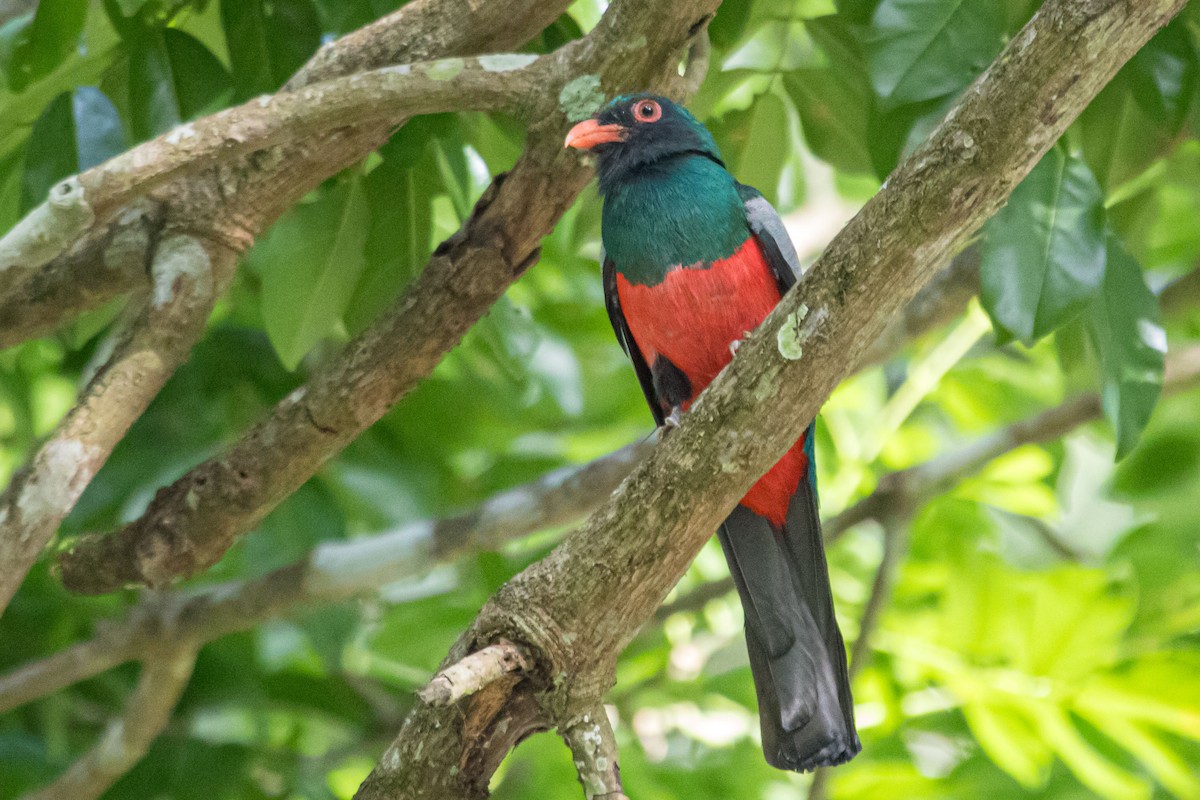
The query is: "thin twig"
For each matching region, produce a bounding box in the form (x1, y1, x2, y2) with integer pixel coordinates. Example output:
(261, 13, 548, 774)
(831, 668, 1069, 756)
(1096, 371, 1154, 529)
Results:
(562, 707, 628, 800)
(418, 641, 533, 707)
(24, 644, 198, 800)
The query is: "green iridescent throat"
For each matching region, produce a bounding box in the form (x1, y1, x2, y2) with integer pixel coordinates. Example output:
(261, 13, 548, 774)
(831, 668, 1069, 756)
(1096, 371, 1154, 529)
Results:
(601, 154, 748, 286)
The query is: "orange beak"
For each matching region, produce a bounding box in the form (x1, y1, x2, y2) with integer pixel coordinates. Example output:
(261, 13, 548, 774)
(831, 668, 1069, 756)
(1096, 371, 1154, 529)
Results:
(564, 119, 625, 150)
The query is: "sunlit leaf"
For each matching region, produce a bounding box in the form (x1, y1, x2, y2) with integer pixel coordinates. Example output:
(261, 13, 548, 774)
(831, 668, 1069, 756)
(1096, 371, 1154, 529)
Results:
(257, 176, 371, 369)
(961, 700, 1051, 788)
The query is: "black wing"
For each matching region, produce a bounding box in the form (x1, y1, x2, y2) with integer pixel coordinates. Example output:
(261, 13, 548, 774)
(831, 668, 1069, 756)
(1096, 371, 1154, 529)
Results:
(737, 182, 802, 295)
(602, 251, 665, 426)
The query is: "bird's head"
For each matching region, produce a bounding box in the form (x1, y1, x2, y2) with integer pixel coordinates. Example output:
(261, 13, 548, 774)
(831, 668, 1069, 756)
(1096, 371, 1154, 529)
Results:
(564, 94, 723, 194)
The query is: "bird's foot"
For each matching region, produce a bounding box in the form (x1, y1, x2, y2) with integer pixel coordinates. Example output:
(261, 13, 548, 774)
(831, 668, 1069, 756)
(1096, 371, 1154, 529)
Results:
(660, 405, 685, 436)
(728, 331, 753, 357)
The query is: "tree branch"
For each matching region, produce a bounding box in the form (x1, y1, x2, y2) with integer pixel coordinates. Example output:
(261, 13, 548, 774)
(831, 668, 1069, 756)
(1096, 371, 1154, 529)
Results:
(562, 707, 628, 800)
(345, 2, 1186, 795)
(0, 440, 650, 713)
(0, 237, 237, 616)
(57, 0, 716, 595)
(418, 641, 534, 706)
(0, 0, 574, 346)
(0, 54, 545, 287)
(24, 643, 197, 800)
(663, 342, 1200, 617)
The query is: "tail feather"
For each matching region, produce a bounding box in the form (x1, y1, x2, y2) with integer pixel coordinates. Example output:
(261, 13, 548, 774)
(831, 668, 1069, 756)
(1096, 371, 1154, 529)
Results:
(717, 461, 859, 771)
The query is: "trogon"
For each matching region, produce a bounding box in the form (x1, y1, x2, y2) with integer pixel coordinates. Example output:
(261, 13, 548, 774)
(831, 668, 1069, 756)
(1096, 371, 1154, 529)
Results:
(565, 94, 860, 771)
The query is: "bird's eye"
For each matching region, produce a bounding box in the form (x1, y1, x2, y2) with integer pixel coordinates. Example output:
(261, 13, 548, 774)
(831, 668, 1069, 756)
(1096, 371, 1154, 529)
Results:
(632, 99, 662, 123)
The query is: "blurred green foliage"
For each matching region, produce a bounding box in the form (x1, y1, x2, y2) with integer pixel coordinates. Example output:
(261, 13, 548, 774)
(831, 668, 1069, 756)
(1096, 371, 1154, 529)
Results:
(1, 0, 1199, 798)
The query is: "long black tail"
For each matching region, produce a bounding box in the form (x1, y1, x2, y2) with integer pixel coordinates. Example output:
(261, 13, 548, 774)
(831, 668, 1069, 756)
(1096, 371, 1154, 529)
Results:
(717, 460, 860, 771)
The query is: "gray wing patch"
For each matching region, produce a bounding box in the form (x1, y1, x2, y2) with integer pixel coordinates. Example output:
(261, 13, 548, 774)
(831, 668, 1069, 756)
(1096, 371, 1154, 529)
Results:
(742, 192, 802, 289)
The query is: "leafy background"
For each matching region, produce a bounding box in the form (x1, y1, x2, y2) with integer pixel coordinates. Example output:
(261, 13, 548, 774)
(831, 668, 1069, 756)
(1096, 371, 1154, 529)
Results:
(2, 0, 1200, 798)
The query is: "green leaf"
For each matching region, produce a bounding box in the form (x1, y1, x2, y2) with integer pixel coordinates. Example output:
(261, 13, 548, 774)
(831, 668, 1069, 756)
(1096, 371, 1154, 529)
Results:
(961, 701, 1050, 788)
(1086, 238, 1165, 460)
(20, 87, 124, 212)
(981, 148, 1107, 345)
(344, 125, 438, 334)
(6, 0, 88, 93)
(220, 0, 321, 98)
(1124, 18, 1199, 134)
(257, 176, 371, 370)
(127, 32, 181, 140)
(708, 0, 753, 49)
(1078, 18, 1199, 193)
(866, 0, 1004, 107)
(126, 30, 232, 141)
(730, 91, 791, 205)
(785, 17, 874, 174)
(162, 29, 234, 119)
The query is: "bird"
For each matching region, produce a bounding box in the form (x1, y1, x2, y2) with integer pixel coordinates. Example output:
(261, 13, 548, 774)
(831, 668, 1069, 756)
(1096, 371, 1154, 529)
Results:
(564, 94, 860, 771)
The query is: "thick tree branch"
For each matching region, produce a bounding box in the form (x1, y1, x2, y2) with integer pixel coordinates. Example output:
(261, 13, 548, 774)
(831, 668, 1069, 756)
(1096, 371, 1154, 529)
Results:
(0, 54, 544, 286)
(346, 2, 1185, 796)
(58, 0, 715, 595)
(0, 0, 573, 348)
(663, 343, 1200, 617)
(0, 237, 237, 615)
(0, 200, 163, 351)
(24, 643, 197, 800)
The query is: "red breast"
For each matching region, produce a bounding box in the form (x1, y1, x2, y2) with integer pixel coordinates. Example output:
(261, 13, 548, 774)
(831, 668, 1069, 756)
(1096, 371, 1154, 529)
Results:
(615, 235, 807, 526)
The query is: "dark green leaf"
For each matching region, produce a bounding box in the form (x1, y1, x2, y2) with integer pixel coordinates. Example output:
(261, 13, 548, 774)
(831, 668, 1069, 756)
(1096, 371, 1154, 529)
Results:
(127, 29, 232, 141)
(21, 87, 125, 212)
(127, 33, 181, 139)
(835, 0, 881, 25)
(19, 93, 74, 211)
(866, 0, 1004, 107)
(1086, 238, 1166, 459)
(220, 0, 321, 98)
(256, 176, 371, 370)
(1078, 18, 1199, 193)
(981, 148, 1107, 345)
(730, 91, 791, 205)
(786, 18, 874, 174)
(534, 12, 584, 52)
(1125, 18, 1199, 130)
(162, 29, 234, 119)
(708, 0, 753, 49)
(6, 0, 88, 92)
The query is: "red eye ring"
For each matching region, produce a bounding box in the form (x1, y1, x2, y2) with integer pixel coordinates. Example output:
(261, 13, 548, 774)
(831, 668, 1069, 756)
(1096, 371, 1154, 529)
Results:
(632, 99, 662, 123)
